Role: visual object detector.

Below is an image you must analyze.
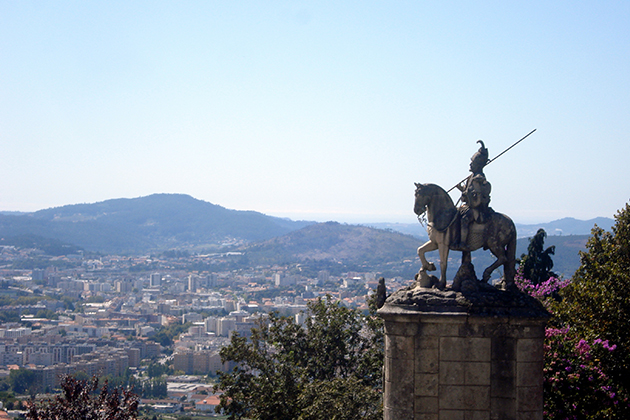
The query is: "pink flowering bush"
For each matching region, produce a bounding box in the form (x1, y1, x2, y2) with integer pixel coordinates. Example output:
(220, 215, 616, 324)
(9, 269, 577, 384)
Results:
(514, 269, 570, 307)
(543, 326, 625, 419)
(516, 269, 630, 419)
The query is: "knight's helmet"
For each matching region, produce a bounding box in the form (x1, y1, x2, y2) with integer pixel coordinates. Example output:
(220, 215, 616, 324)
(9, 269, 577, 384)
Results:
(470, 140, 489, 171)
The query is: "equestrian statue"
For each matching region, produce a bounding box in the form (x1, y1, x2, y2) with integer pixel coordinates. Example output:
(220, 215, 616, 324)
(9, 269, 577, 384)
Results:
(414, 140, 519, 292)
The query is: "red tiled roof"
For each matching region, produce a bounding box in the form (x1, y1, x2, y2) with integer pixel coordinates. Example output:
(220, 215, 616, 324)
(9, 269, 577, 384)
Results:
(196, 395, 221, 406)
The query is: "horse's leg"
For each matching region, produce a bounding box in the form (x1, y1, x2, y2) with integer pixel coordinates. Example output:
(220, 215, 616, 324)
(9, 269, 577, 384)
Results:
(503, 235, 518, 289)
(438, 243, 449, 289)
(417, 240, 438, 272)
(502, 259, 516, 288)
(483, 244, 506, 283)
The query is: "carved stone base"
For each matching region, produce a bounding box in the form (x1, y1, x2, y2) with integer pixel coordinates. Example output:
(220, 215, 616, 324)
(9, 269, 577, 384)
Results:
(378, 286, 549, 420)
(452, 261, 478, 292)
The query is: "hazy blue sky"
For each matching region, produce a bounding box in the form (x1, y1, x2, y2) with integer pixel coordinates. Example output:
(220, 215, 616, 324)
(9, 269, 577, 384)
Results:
(1, 1, 629, 224)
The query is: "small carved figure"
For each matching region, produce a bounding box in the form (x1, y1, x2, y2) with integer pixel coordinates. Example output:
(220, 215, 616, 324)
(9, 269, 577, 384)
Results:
(375, 277, 387, 309)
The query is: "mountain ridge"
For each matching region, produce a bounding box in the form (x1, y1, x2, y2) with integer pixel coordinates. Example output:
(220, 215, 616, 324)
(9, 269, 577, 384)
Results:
(366, 217, 614, 239)
(231, 221, 420, 277)
(0, 194, 314, 253)
(0, 194, 614, 278)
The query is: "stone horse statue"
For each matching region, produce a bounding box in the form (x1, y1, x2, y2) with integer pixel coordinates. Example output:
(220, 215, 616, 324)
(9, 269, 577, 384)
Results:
(414, 183, 517, 291)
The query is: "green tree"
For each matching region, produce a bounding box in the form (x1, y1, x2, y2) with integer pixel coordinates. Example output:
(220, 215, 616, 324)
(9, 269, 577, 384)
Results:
(554, 204, 630, 397)
(215, 296, 383, 420)
(150, 322, 191, 348)
(519, 228, 556, 285)
(141, 378, 167, 399)
(146, 362, 172, 379)
(26, 375, 138, 420)
(10, 368, 37, 395)
(35, 309, 59, 320)
(514, 214, 630, 419)
(0, 390, 17, 409)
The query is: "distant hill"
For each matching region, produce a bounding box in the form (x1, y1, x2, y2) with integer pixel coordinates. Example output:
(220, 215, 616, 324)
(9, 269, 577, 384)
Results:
(515, 217, 614, 237)
(237, 222, 420, 277)
(366, 219, 601, 279)
(235, 222, 588, 280)
(368, 217, 614, 239)
(469, 234, 588, 279)
(0, 234, 83, 256)
(0, 194, 313, 253)
(363, 222, 428, 241)
(0, 195, 609, 279)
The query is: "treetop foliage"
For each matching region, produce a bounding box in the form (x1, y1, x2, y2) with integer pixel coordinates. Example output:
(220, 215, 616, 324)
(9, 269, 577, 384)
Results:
(215, 296, 383, 420)
(516, 203, 630, 418)
(554, 203, 630, 394)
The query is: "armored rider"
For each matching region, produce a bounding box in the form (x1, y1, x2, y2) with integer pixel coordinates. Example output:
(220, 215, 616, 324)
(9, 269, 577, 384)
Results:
(454, 141, 493, 250)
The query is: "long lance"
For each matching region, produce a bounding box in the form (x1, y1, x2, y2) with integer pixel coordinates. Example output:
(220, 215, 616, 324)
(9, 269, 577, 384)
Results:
(446, 128, 537, 193)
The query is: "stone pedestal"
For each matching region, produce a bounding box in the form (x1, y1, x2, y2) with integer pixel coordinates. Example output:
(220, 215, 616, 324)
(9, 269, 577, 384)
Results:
(378, 285, 549, 420)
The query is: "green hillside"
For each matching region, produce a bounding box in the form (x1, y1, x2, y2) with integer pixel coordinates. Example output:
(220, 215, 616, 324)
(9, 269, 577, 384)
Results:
(237, 222, 420, 277)
(466, 234, 587, 280)
(0, 194, 592, 279)
(0, 194, 312, 253)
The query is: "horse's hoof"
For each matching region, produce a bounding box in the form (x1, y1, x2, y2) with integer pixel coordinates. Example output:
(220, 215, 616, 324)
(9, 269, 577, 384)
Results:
(426, 262, 436, 271)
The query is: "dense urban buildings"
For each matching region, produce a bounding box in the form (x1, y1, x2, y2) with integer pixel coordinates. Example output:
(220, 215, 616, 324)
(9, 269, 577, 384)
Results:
(0, 246, 400, 413)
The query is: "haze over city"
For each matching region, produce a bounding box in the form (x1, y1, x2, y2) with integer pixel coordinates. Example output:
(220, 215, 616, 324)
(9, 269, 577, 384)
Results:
(2, 2, 629, 224)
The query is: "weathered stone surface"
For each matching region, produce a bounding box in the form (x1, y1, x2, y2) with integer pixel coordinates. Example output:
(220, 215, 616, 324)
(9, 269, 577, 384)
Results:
(415, 396, 439, 413)
(415, 373, 439, 397)
(517, 362, 544, 387)
(384, 407, 414, 420)
(386, 334, 415, 361)
(490, 397, 516, 419)
(381, 284, 550, 318)
(441, 337, 491, 362)
(465, 362, 491, 385)
(439, 385, 490, 411)
(440, 361, 465, 384)
(491, 360, 516, 398)
(379, 286, 548, 420)
(517, 386, 543, 412)
(416, 348, 439, 374)
(517, 339, 544, 362)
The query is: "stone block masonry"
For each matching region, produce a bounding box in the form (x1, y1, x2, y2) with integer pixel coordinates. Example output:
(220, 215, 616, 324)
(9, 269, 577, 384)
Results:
(378, 286, 549, 420)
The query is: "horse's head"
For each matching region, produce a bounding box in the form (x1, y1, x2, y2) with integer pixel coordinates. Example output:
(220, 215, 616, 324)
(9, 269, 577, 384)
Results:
(414, 183, 430, 216)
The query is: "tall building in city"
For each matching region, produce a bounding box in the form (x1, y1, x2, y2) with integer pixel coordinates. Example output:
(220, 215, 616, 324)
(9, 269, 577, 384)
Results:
(150, 273, 161, 287)
(205, 316, 218, 334)
(318, 270, 330, 286)
(216, 317, 236, 337)
(32, 269, 45, 282)
(209, 273, 218, 288)
(273, 273, 282, 287)
(115, 279, 133, 293)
